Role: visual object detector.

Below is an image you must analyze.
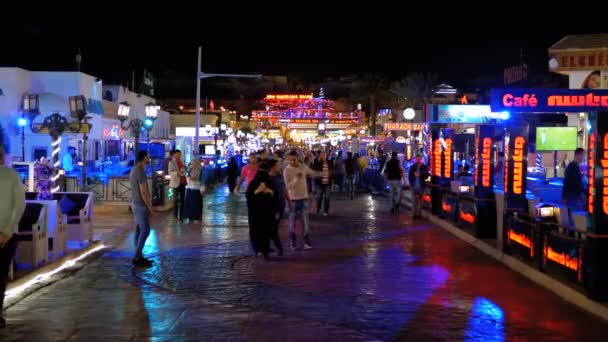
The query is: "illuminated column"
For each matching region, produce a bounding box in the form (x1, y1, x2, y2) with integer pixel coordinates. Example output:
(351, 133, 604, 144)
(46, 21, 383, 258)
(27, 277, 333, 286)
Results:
(50, 135, 61, 193)
(422, 122, 429, 163)
(584, 110, 608, 300)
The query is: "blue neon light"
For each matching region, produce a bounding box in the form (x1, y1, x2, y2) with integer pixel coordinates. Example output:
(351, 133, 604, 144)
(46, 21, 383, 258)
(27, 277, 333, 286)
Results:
(17, 118, 27, 127)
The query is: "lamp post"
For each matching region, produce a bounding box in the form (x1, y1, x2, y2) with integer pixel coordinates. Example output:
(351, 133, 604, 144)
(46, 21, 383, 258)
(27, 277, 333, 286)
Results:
(69, 95, 90, 189)
(117, 101, 158, 158)
(24, 94, 90, 193)
(194, 46, 262, 157)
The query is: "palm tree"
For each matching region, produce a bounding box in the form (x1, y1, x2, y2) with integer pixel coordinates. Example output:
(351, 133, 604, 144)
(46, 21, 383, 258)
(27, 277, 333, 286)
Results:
(399, 72, 439, 109)
(351, 74, 391, 136)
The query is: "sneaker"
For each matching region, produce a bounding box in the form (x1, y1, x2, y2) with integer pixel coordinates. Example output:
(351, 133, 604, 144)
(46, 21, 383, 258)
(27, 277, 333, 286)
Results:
(303, 243, 312, 250)
(132, 257, 153, 267)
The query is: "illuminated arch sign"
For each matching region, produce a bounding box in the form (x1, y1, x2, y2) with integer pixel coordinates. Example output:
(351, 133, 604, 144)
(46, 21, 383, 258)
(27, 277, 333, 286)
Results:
(491, 88, 608, 113)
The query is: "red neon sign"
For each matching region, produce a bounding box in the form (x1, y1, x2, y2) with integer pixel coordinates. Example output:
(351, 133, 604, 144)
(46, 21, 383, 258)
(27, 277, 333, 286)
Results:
(512, 136, 525, 195)
(508, 229, 533, 257)
(459, 210, 475, 224)
(265, 94, 313, 100)
(548, 94, 608, 107)
(589, 133, 596, 214)
(433, 140, 442, 177)
(103, 125, 124, 139)
(444, 138, 453, 179)
(481, 137, 492, 187)
(502, 93, 539, 108)
(423, 194, 431, 204)
(442, 201, 452, 213)
(474, 135, 480, 187)
(544, 246, 579, 272)
(383, 123, 424, 131)
(603, 133, 608, 215)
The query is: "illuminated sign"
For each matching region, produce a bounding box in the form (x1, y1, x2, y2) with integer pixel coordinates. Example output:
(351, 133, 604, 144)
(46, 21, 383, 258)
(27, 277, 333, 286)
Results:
(481, 137, 492, 187)
(460, 210, 475, 224)
(504, 136, 510, 193)
(265, 94, 313, 100)
(384, 123, 424, 131)
(508, 229, 533, 257)
(431, 105, 507, 123)
(512, 136, 525, 195)
(442, 201, 453, 213)
(474, 135, 480, 187)
(433, 139, 442, 177)
(603, 133, 608, 215)
(491, 88, 608, 113)
(443, 138, 453, 179)
(544, 246, 579, 272)
(423, 194, 431, 204)
(548, 50, 608, 71)
(589, 133, 596, 214)
(103, 125, 124, 139)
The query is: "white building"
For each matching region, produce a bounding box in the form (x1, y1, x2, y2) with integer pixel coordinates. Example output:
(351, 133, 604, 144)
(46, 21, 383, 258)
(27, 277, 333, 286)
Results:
(0, 68, 171, 165)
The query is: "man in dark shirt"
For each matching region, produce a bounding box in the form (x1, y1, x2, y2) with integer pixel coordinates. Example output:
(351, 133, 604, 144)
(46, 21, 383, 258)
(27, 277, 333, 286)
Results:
(129, 151, 156, 267)
(562, 148, 585, 226)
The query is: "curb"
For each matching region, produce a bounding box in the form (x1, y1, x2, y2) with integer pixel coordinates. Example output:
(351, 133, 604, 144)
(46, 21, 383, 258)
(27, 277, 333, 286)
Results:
(424, 213, 608, 322)
(7, 241, 104, 293)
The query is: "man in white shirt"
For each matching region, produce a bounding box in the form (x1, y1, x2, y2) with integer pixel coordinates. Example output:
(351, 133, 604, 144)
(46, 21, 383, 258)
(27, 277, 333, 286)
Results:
(0, 145, 26, 328)
(283, 150, 315, 250)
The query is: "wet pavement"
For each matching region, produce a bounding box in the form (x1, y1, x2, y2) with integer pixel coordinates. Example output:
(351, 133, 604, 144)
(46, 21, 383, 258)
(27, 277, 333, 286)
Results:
(2, 186, 608, 341)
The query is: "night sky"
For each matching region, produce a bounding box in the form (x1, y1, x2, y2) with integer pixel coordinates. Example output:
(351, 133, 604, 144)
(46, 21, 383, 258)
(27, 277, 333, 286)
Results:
(2, 15, 607, 98)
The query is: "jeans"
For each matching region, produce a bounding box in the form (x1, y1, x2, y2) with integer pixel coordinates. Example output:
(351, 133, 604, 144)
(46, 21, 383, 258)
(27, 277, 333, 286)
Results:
(133, 205, 151, 258)
(565, 196, 582, 227)
(388, 180, 402, 209)
(317, 184, 331, 213)
(0, 235, 17, 312)
(412, 189, 424, 216)
(345, 175, 355, 198)
(288, 199, 310, 245)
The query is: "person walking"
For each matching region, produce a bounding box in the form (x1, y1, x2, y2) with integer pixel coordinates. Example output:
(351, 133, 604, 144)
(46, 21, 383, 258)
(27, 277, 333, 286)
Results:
(168, 149, 187, 220)
(408, 154, 430, 220)
(184, 157, 205, 223)
(234, 153, 259, 194)
(562, 148, 585, 226)
(384, 151, 405, 213)
(334, 151, 345, 192)
(0, 145, 25, 328)
(312, 151, 334, 215)
(268, 159, 286, 256)
(227, 157, 240, 193)
(246, 161, 275, 259)
(344, 152, 356, 200)
(284, 150, 314, 250)
(130, 151, 156, 267)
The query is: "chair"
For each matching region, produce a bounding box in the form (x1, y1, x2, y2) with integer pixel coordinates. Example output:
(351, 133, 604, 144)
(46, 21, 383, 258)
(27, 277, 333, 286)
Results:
(53, 192, 94, 245)
(26, 200, 67, 257)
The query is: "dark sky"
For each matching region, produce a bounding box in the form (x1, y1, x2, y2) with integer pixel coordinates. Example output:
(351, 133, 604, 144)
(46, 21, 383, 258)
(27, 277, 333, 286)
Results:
(2, 14, 607, 98)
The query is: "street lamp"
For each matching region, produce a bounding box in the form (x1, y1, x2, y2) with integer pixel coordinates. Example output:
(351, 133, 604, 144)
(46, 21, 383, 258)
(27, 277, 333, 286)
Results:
(117, 101, 158, 157)
(24, 94, 90, 193)
(69, 95, 91, 189)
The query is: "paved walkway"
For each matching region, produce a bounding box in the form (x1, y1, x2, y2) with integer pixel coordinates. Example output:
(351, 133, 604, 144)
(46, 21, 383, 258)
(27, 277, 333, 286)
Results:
(2, 187, 608, 341)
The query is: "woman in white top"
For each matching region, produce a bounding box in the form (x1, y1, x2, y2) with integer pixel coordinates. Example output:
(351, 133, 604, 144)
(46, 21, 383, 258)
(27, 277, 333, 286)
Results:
(183, 158, 205, 223)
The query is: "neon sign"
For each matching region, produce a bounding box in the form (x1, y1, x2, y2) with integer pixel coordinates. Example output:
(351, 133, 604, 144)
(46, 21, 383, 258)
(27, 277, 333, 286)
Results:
(589, 133, 596, 214)
(491, 88, 608, 113)
(384, 123, 424, 131)
(481, 137, 492, 187)
(544, 246, 579, 272)
(433, 139, 442, 177)
(460, 210, 475, 224)
(103, 125, 124, 139)
(265, 94, 313, 100)
(442, 201, 453, 213)
(504, 136, 510, 193)
(444, 138, 453, 179)
(603, 133, 608, 215)
(512, 137, 525, 195)
(508, 229, 533, 256)
(474, 135, 480, 187)
(423, 194, 431, 204)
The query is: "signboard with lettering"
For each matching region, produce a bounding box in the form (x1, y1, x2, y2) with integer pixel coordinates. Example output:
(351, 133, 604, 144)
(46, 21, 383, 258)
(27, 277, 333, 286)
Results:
(383, 122, 424, 131)
(504, 125, 529, 214)
(548, 50, 608, 72)
(265, 94, 313, 100)
(491, 88, 608, 113)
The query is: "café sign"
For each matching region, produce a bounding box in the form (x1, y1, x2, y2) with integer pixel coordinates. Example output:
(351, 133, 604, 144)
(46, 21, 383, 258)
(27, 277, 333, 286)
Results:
(491, 88, 608, 113)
